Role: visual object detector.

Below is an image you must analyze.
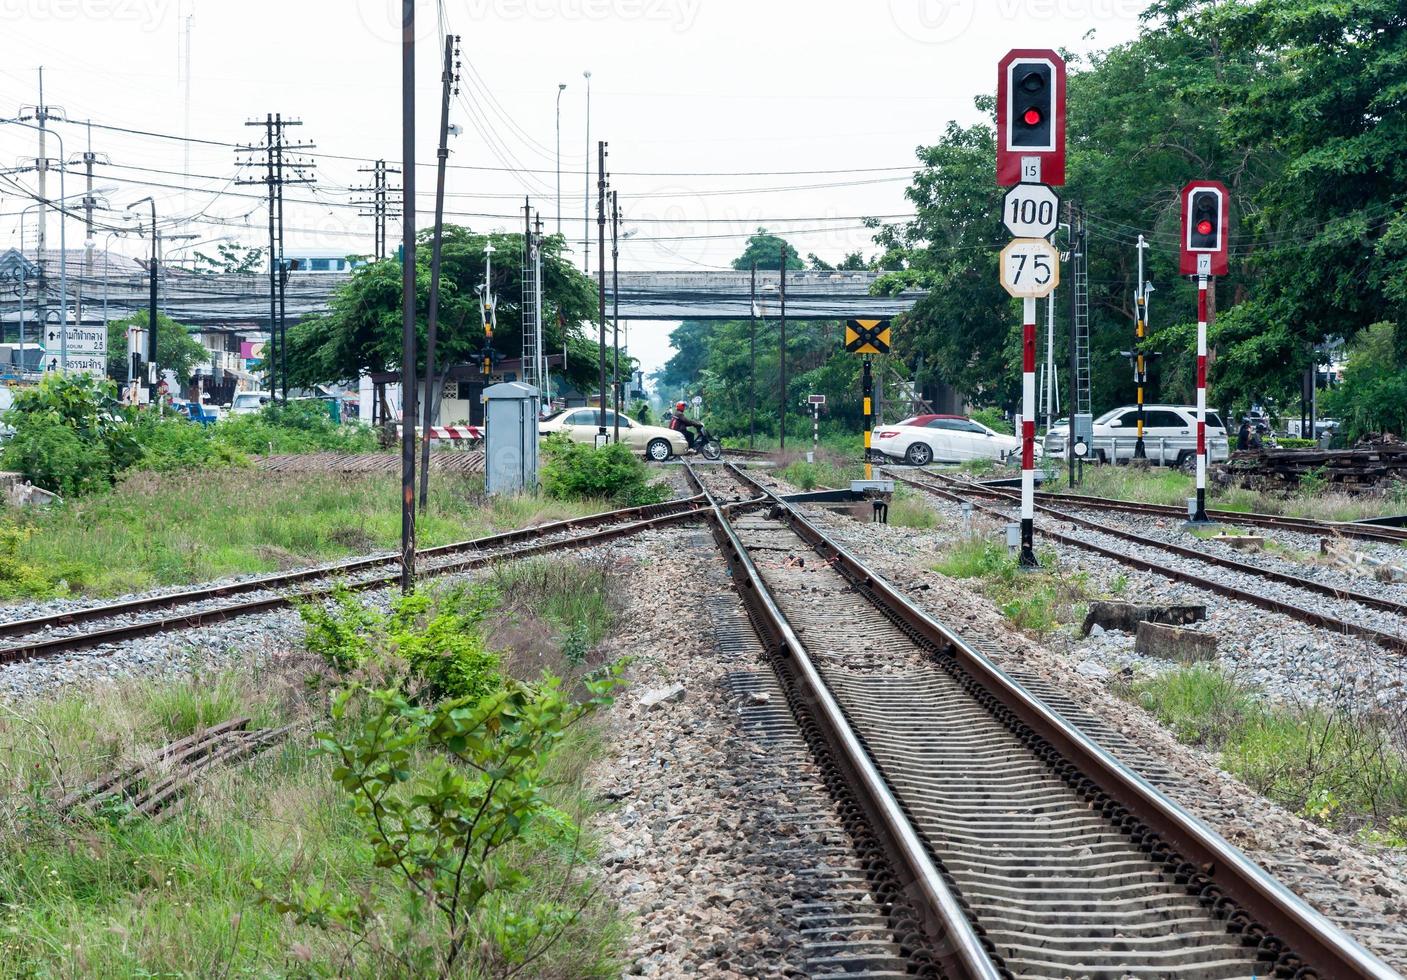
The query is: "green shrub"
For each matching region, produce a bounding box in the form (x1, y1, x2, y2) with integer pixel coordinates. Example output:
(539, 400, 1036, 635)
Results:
(0, 373, 136, 495)
(968, 407, 1013, 435)
(539, 435, 670, 506)
(270, 663, 626, 975)
(215, 401, 377, 456)
(128, 414, 247, 472)
(299, 584, 502, 701)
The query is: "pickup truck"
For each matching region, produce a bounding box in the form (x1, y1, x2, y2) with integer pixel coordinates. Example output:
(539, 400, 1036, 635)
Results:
(1044, 404, 1230, 466)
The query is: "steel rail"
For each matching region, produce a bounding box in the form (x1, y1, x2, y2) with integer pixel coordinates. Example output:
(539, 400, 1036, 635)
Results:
(972, 474, 1407, 544)
(0, 501, 708, 665)
(684, 462, 1004, 980)
(904, 470, 1407, 619)
(724, 461, 1398, 980)
(891, 470, 1407, 654)
(890, 468, 1407, 544)
(0, 496, 706, 645)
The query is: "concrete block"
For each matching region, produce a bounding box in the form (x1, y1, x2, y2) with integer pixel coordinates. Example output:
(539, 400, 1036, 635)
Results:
(1135, 621, 1217, 663)
(639, 683, 686, 709)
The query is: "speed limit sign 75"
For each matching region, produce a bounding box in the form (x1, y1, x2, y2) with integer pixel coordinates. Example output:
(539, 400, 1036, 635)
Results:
(999, 238, 1061, 298)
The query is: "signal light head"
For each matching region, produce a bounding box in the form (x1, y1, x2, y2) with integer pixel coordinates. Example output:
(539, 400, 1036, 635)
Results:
(1008, 61, 1055, 150)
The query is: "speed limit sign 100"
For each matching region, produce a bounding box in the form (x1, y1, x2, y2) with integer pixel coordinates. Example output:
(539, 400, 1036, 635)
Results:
(999, 237, 1061, 298)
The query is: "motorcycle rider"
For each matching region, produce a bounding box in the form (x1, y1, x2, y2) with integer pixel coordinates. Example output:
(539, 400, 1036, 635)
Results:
(669, 400, 704, 451)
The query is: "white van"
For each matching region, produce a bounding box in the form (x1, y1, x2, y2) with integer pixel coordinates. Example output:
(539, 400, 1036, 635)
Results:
(1045, 404, 1231, 466)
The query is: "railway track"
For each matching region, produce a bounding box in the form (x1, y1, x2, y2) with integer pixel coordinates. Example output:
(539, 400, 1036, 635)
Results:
(888, 468, 1407, 655)
(684, 461, 1397, 978)
(906, 470, 1407, 545)
(0, 497, 709, 666)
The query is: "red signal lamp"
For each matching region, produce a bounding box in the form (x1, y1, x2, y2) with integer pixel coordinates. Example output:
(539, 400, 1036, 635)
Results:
(1023, 108, 1042, 126)
(1196, 219, 1213, 236)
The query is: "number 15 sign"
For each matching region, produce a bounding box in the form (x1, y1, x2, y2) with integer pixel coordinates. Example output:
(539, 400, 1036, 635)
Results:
(999, 238, 1060, 298)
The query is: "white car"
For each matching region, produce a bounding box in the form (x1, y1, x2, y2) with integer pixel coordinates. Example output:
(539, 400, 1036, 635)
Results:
(1044, 404, 1230, 465)
(539, 408, 689, 462)
(872, 414, 1024, 466)
(228, 390, 272, 415)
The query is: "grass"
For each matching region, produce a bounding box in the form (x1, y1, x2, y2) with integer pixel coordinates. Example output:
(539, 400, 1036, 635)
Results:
(0, 564, 630, 976)
(1123, 667, 1407, 841)
(490, 559, 622, 669)
(887, 487, 938, 529)
(933, 536, 1094, 634)
(777, 455, 864, 491)
(1, 469, 614, 598)
(1059, 465, 1407, 523)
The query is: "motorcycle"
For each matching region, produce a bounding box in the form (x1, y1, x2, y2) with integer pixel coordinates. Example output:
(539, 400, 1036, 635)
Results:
(683, 426, 723, 461)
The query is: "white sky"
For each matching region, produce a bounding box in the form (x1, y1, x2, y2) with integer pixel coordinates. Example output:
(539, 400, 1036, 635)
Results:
(0, 0, 1152, 373)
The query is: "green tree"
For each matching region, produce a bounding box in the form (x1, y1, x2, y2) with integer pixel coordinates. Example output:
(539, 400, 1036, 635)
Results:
(191, 242, 266, 275)
(106, 312, 211, 385)
(1322, 322, 1407, 441)
(285, 227, 600, 389)
(731, 229, 805, 271)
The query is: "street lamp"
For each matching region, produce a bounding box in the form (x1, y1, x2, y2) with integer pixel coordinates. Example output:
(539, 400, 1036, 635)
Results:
(1, 119, 67, 369)
(583, 70, 591, 274)
(101, 230, 126, 374)
(126, 196, 158, 399)
(556, 83, 567, 236)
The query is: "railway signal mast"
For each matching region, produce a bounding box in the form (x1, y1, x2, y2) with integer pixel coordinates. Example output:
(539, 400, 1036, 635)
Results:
(997, 49, 1066, 568)
(1179, 180, 1229, 525)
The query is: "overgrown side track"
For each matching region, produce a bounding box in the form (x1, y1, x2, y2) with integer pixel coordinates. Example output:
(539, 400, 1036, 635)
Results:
(913, 471, 1407, 545)
(891, 468, 1407, 655)
(0, 497, 709, 666)
(707, 461, 1397, 979)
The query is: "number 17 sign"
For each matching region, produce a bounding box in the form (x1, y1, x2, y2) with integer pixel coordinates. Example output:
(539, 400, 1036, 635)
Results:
(999, 238, 1060, 298)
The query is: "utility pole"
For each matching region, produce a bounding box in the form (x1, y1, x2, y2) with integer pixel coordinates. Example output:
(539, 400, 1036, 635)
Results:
(353, 160, 401, 260)
(556, 83, 566, 236)
(749, 260, 757, 451)
(125, 197, 158, 400)
(583, 70, 592, 274)
(534, 213, 546, 406)
(236, 114, 315, 398)
(71, 121, 109, 331)
(596, 140, 608, 440)
(420, 33, 460, 512)
(399, 0, 418, 592)
(18, 68, 65, 344)
(779, 245, 788, 451)
(611, 189, 621, 443)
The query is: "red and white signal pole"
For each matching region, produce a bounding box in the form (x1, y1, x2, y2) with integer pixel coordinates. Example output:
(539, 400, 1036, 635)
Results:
(1180, 180, 1229, 525)
(1021, 297, 1038, 563)
(998, 48, 1066, 568)
(1194, 274, 1210, 521)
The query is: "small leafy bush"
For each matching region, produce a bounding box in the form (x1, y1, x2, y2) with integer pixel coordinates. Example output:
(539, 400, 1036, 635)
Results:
(267, 664, 626, 974)
(299, 584, 502, 701)
(540, 435, 670, 506)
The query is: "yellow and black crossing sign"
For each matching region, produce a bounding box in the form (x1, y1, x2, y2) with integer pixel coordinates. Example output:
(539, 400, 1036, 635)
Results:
(845, 318, 892, 355)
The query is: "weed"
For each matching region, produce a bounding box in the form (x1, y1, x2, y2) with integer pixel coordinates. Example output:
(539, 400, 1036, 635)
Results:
(1122, 667, 1407, 838)
(933, 538, 1084, 634)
